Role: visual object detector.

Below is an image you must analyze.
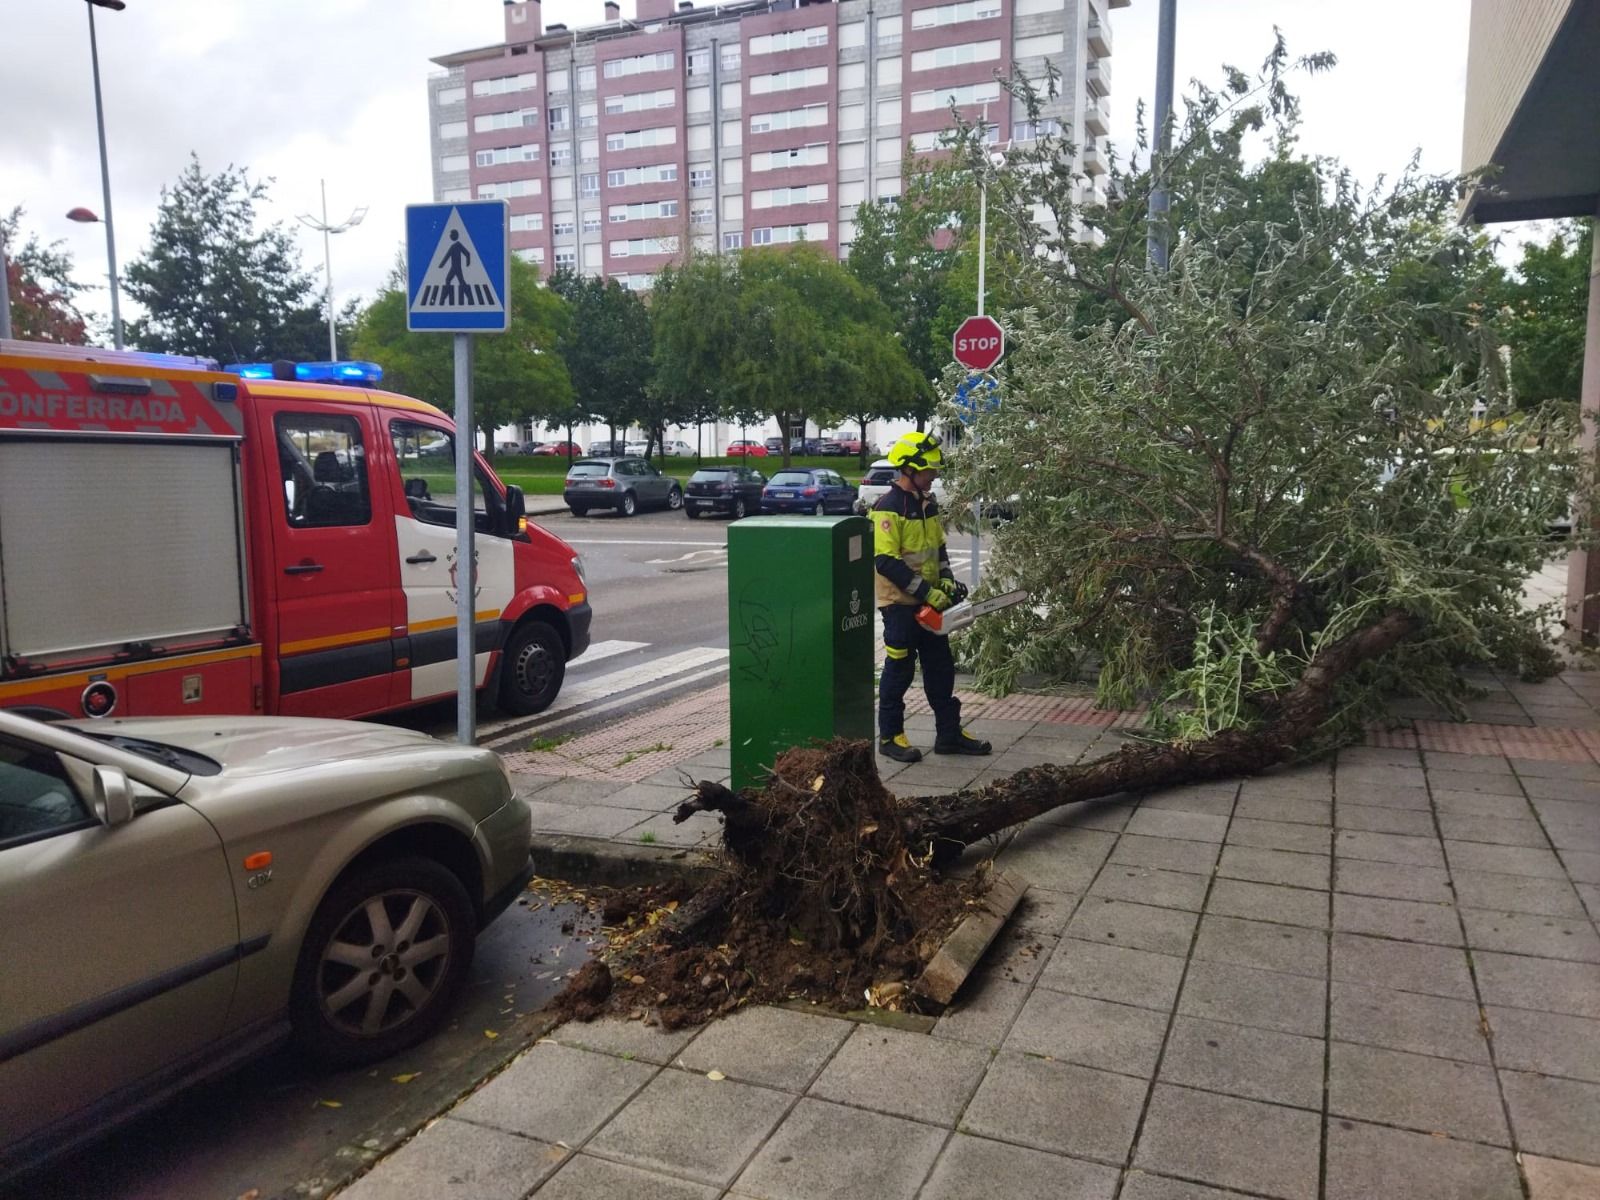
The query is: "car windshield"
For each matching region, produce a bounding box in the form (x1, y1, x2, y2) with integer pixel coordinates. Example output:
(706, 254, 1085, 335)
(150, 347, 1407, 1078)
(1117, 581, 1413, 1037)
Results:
(690, 469, 735, 481)
(768, 471, 813, 486)
(865, 468, 896, 484)
(567, 463, 611, 477)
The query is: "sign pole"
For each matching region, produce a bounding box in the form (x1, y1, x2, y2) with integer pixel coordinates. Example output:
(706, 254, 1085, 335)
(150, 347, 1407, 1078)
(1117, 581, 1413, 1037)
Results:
(454, 333, 476, 745)
(971, 179, 987, 587)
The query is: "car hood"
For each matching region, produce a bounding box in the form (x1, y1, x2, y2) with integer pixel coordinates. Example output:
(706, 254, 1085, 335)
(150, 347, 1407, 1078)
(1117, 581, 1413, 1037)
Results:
(64, 715, 443, 777)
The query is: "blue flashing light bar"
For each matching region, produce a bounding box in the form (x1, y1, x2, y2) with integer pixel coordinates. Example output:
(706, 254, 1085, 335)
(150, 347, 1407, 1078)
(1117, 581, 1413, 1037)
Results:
(224, 360, 384, 385)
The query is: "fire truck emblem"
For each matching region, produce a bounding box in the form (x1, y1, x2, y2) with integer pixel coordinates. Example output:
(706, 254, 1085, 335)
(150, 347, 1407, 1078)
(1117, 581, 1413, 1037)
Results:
(445, 548, 482, 604)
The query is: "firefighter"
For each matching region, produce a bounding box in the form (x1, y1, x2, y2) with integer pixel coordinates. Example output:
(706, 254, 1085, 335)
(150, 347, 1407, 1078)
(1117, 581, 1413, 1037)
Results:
(873, 430, 992, 762)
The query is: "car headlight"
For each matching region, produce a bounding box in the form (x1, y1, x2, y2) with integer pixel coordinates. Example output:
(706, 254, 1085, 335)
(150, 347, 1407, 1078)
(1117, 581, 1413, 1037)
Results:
(571, 554, 587, 586)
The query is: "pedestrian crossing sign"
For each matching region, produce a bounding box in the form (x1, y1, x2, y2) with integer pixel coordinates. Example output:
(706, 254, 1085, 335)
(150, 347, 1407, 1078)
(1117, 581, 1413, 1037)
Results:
(405, 201, 510, 333)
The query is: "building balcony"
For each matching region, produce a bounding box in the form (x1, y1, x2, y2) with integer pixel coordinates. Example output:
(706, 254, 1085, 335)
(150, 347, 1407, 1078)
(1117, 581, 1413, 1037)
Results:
(1082, 143, 1105, 175)
(1083, 98, 1108, 135)
(1086, 58, 1110, 97)
(1087, 19, 1111, 57)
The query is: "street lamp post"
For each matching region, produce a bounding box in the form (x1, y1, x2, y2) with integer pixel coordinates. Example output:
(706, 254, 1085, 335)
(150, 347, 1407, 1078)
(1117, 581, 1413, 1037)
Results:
(86, 0, 126, 349)
(0, 221, 13, 340)
(297, 180, 367, 361)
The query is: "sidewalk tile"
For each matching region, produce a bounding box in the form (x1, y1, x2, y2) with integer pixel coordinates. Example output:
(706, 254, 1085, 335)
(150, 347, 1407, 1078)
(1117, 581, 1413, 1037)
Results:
(1437, 813, 1550, 848)
(589, 1070, 792, 1187)
(1517, 775, 1600, 802)
(1000, 832, 1115, 893)
(1331, 932, 1476, 999)
(1427, 769, 1526, 797)
(606, 781, 693, 811)
(1579, 883, 1600, 921)
(1336, 765, 1428, 791)
(1177, 960, 1326, 1037)
(1561, 849, 1600, 884)
(1448, 842, 1571, 881)
(1460, 908, 1600, 962)
(1431, 788, 1532, 818)
(1037, 800, 1137, 833)
(1067, 897, 1198, 957)
(1233, 794, 1333, 826)
(1474, 951, 1600, 1019)
(1191, 914, 1327, 979)
(1510, 757, 1600, 781)
(1003, 989, 1167, 1077)
(340, 1118, 565, 1200)
(1126, 809, 1230, 843)
(1159, 1016, 1323, 1109)
(1499, 1071, 1600, 1164)
(1543, 820, 1600, 852)
(1216, 846, 1330, 890)
(808, 1024, 989, 1125)
(1486, 1006, 1600, 1083)
(1013, 886, 1080, 936)
(1225, 817, 1332, 855)
(529, 804, 655, 838)
(1088, 864, 1209, 911)
(536, 1155, 718, 1200)
(1109, 834, 1222, 875)
(1204, 879, 1328, 929)
(1038, 938, 1185, 1011)
(1134, 1085, 1319, 1200)
(1334, 830, 1445, 868)
(1137, 784, 1238, 817)
(931, 976, 1030, 1048)
(676, 1006, 850, 1092)
(918, 1133, 1117, 1200)
(1119, 1172, 1256, 1200)
(1521, 1156, 1600, 1200)
(1332, 894, 1462, 946)
(626, 810, 718, 847)
(1337, 746, 1423, 768)
(1425, 751, 1516, 775)
(1324, 1119, 1520, 1200)
(1335, 803, 1437, 837)
(1328, 1042, 1509, 1144)
(1334, 783, 1431, 811)
(551, 1018, 700, 1064)
(1451, 871, 1587, 917)
(1527, 794, 1600, 826)
(1333, 859, 1453, 903)
(452, 1043, 655, 1144)
(732, 1098, 945, 1200)
(961, 1052, 1145, 1162)
(1240, 767, 1333, 801)
(1329, 981, 1489, 1063)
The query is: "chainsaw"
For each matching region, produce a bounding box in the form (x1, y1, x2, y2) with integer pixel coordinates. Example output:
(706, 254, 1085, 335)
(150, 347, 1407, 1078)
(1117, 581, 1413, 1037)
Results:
(916, 588, 1029, 636)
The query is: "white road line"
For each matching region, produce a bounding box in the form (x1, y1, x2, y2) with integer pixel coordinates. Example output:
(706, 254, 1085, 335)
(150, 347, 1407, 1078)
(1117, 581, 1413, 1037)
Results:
(486, 661, 729, 746)
(568, 639, 647, 667)
(563, 539, 727, 548)
(528, 646, 727, 721)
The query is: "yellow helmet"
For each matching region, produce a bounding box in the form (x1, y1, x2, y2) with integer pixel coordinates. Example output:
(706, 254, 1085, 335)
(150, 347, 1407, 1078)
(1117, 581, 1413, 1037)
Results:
(887, 430, 944, 470)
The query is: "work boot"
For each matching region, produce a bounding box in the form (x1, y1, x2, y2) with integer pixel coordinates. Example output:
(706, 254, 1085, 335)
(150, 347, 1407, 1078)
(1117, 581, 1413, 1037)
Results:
(934, 728, 992, 756)
(879, 733, 923, 763)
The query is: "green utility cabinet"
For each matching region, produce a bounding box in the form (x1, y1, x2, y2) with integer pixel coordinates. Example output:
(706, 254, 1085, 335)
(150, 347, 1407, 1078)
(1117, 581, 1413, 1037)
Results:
(727, 515, 875, 789)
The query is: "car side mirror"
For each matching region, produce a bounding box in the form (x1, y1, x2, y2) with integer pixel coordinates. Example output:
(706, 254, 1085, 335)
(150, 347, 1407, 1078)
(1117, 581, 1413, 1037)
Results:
(93, 765, 135, 828)
(504, 484, 527, 534)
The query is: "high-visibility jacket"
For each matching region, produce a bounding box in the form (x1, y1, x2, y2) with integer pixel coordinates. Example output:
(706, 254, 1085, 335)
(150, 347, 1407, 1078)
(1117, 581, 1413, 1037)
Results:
(872, 483, 952, 608)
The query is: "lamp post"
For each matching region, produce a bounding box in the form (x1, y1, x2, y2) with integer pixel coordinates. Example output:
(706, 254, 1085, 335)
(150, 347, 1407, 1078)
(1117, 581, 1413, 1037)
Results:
(1147, 0, 1177, 271)
(0, 220, 13, 340)
(85, 0, 126, 349)
(296, 180, 367, 361)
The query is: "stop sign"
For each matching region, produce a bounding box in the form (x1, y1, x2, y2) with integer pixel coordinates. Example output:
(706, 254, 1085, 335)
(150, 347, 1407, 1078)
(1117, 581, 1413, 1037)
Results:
(953, 315, 1005, 371)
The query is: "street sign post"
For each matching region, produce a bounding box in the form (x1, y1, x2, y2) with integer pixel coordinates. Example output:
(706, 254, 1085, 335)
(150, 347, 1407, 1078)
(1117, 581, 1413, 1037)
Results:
(405, 200, 511, 745)
(953, 315, 1005, 371)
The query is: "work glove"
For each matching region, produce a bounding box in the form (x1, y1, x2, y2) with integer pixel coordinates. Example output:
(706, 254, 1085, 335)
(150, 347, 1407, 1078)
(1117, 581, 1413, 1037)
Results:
(924, 586, 953, 612)
(940, 578, 969, 606)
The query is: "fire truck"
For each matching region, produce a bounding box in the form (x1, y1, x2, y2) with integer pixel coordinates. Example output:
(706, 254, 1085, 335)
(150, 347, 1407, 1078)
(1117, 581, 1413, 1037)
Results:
(0, 340, 590, 722)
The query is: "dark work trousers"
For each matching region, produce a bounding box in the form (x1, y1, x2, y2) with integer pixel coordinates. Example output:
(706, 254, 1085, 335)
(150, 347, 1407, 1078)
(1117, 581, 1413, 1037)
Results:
(878, 603, 961, 741)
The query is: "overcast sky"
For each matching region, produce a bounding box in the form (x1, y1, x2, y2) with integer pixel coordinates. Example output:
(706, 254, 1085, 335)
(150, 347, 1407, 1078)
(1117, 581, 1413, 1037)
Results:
(3, 0, 1486, 339)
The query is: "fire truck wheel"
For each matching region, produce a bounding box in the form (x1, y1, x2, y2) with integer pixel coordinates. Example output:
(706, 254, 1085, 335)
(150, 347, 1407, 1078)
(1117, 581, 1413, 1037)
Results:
(499, 619, 566, 715)
(289, 856, 475, 1066)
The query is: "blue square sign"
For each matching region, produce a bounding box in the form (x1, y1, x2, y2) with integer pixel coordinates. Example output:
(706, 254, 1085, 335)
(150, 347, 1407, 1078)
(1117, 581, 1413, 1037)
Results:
(405, 201, 510, 333)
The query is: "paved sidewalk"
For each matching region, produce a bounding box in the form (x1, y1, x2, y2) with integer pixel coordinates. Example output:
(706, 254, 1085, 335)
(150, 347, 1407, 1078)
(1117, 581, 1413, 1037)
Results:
(341, 656, 1600, 1199)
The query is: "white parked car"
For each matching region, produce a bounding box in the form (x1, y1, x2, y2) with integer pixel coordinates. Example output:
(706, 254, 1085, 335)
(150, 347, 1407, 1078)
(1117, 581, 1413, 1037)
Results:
(854, 459, 949, 512)
(660, 439, 694, 456)
(0, 709, 532, 1179)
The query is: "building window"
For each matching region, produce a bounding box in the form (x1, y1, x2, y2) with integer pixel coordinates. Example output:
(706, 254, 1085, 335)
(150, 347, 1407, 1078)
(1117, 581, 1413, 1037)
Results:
(473, 71, 538, 97)
(441, 154, 469, 172)
(580, 138, 600, 162)
(441, 187, 471, 201)
(686, 50, 710, 76)
(578, 65, 596, 91)
(547, 68, 570, 93)
(751, 142, 829, 172)
(604, 88, 675, 116)
(911, 81, 1001, 112)
(477, 178, 542, 199)
(690, 167, 712, 189)
(719, 45, 740, 73)
(691, 203, 713, 226)
(437, 86, 466, 106)
(749, 27, 829, 56)
(608, 199, 679, 222)
(438, 120, 468, 140)
(751, 184, 829, 208)
(608, 236, 679, 257)
(474, 108, 539, 133)
(606, 163, 678, 187)
(910, 40, 1002, 72)
(555, 250, 576, 269)
(580, 173, 600, 197)
(551, 145, 573, 167)
(582, 213, 602, 233)
(549, 104, 570, 131)
(476, 144, 540, 167)
(722, 231, 742, 250)
(515, 246, 546, 264)
(603, 51, 675, 79)
(606, 126, 677, 152)
(509, 212, 545, 232)
(749, 104, 828, 135)
(750, 66, 828, 96)
(910, 0, 1002, 30)
(552, 213, 576, 236)
(578, 102, 598, 129)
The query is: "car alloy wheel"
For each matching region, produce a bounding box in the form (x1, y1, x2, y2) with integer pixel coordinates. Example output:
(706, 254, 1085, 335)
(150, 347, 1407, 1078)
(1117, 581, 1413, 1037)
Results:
(621, 491, 637, 517)
(733, 497, 747, 519)
(814, 501, 826, 516)
(667, 486, 683, 510)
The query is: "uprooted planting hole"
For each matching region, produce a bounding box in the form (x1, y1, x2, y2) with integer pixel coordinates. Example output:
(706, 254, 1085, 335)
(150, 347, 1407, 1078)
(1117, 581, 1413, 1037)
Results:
(551, 739, 992, 1030)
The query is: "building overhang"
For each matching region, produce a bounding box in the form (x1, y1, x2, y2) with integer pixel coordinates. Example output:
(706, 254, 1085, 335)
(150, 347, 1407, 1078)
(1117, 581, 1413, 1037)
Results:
(1460, 0, 1600, 224)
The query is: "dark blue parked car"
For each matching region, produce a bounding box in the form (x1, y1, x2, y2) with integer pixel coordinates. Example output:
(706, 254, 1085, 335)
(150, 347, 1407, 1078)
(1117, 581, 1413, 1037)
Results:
(760, 467, 858, 515)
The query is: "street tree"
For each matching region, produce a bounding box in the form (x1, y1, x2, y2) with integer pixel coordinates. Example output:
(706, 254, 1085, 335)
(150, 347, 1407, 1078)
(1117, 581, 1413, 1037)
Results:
(1494, 219, 1594, 407)
(352, 255, 572, 463)
(123, 156, 327, 364)
(652, 253, 746, 456)
(2, 208, 90, 344)
(548, 270, 653, 453)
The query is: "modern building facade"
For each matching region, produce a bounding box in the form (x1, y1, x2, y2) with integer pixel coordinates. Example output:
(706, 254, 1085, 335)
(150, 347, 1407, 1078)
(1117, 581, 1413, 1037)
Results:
(429, 0, 1122, 293)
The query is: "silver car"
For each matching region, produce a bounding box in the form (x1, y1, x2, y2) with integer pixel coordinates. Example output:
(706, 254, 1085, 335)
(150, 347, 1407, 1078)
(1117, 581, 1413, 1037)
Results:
(0, 709, 532, 1179)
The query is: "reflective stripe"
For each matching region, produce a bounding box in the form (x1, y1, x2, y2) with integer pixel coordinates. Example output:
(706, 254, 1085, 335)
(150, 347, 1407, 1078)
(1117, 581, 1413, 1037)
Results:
(885, 645, 910, 659)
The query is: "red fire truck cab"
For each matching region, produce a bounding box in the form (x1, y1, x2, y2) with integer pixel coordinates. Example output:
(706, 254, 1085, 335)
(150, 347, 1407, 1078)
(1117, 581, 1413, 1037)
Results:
(0, 341, 590, 722)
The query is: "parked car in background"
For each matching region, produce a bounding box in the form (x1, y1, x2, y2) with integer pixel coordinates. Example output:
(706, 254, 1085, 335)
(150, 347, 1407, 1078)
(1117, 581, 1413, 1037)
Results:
(824, 433, 868, 456)
(855, 458, 948, 510)
(518, 441, 548, 455)
(761, 467, 858, 515)
(496, 442, 522, 454)
(726, 441, 769, 457)
(789, 437, 825, 456)
(685, 466, 767, 519)
(0, 707, 532, 1179)
(764, 437, 786, 454)
(660, 439, 695, 456)
(563, 457, 683, 517)
(624, 441, 650, 457)
(531, 441, 583, 456)
(587, 440, 626, 456)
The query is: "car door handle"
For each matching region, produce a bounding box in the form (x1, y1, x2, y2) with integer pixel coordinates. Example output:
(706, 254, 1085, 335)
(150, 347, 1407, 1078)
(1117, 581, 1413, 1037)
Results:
(284, 562, 324, 575)
(406, 551, 438, 564)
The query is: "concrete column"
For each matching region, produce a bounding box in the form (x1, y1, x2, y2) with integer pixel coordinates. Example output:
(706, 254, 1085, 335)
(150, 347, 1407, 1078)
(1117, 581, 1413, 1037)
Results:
(1565, 206, 1600, 645)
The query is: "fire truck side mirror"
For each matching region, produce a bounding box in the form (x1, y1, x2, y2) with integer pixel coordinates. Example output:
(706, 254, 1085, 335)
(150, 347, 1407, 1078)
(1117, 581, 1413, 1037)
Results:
(504, 485, 527, 535)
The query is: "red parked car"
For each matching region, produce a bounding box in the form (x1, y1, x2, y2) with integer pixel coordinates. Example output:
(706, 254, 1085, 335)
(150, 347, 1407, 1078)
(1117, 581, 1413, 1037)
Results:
(726, 440, 769, 457)
(533, 441, 583, 456)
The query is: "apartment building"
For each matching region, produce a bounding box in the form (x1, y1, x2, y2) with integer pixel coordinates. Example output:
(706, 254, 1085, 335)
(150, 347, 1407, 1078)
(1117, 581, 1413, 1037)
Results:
(428, 0, 1122, 292)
